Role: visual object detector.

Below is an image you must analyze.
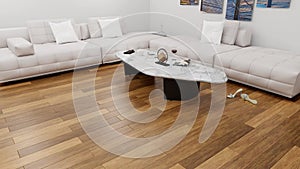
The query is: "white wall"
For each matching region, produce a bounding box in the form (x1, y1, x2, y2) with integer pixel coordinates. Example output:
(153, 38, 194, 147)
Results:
(149, 0, 300, 54)
(0, 0, 150, 28)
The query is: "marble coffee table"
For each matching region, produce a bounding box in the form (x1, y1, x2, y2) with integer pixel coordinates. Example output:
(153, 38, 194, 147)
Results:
(116, 49, 227, 100)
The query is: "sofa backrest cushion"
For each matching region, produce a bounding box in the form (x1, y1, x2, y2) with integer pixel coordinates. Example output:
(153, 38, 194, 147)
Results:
(27, 19, 81, 44)
(222, 20, 240, 45)
(0, 27, 30, 48)
(235, 28, 252, 47)
(88, 17, 126, 38)
(78, 23, 90, 40)
(88, 17, 102, 38)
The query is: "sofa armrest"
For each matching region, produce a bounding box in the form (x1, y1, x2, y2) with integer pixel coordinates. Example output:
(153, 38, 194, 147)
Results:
(7, 38, 34, 57)
(235, 29, 252, 47)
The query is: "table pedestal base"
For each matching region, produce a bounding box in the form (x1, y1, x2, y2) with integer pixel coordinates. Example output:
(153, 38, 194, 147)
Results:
(123, 62, 200, 101)
(163, 78, 200, 101)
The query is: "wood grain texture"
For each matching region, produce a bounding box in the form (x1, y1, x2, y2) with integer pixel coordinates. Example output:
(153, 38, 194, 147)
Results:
(0, 63, 299, 169)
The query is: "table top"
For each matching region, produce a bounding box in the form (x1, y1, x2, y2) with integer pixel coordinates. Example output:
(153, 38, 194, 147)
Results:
(116, 49, 227, 84)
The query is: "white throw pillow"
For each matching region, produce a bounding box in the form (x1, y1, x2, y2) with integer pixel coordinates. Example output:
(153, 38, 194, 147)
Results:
(202, 20, 224, 45)
(98, 17, 123, 38)
(49, 20, 79, 44)
(222, 20, 240, 45)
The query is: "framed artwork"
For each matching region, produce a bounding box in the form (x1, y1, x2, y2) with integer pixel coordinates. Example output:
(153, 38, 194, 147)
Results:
(256, 0, 291, 8)
(200, 0, 224, 14)
(226, 0, 254, 21)
(180, 0, 199, 5)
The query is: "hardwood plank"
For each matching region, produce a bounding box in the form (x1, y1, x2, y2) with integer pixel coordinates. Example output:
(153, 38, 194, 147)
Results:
(43, 150, 94, 169)
(17, 127, 74, 157)
(23, 140, 96, 169)
(271, 146, 300, 169)
(246, 100, 291, 128)
(0, 146, 19, 164)
(1, 99, 49, 115)
(0, 118, 63, 142)
(0, 82, 31, 91)
(0, 138, 14, 149)
(0, 138, 82, 169)
(221, 112, 300, 169)
(195, 148, 238, 169)
(169, 164, 186, 169)
(0, 128, 9, 136)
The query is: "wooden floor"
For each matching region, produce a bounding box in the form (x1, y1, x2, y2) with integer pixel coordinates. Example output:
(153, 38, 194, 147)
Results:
(0, 63, 299, 169)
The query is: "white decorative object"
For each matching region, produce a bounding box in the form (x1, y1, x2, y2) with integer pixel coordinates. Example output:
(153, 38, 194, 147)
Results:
(7, 38, 35, 57)
(241, 94, 258, 105)
(202, 20, 224, 45)
(227, 88, 243, 98)
(49, 20, 79, 44)
(98, 17, 123, 38)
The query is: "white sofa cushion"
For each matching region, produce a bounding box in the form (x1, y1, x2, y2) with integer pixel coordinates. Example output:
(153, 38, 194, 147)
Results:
(149, 35, 241, 65)
(98, 17, 123, 38)
(49, 20, 79, 44)
(88, 17, 126, 39)
(0, 27, 30, 48)
(34, 41, 101, 65)
(202, 20, 224, 45)
(27, 19, 80, 44)
(235, 28, 252, 47)
(88, 17, 102, 38)
(0, 48, 19, 71)
(222, 20, 240, 45)
(7, 38, 34, 56)
(79, 23, 90, 40)
(86, 32, 160, 63)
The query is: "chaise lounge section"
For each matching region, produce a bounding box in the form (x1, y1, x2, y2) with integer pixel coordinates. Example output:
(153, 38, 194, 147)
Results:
(215, 46, 300, 98)
(148, 22, 300, 98)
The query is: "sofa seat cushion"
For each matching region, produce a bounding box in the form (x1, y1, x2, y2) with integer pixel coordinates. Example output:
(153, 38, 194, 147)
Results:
(0, 48, 19, 71)
(34, 41, 101, 65)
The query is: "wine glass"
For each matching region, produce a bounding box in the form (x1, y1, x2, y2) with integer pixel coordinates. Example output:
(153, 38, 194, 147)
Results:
(171, 49, 177, 67)
(171, 49, 177, 55)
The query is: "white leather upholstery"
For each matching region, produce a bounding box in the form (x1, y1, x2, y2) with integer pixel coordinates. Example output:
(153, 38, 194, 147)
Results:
(0, 27, 30, 48)
(7, 38, 34, 56)
(222, 20, 240, 45)
(149, 35, 240, 65)
(0, 41, 101, 82)
(87, 32, 161, 63)
(235, 28, 252, 47)
(0, 48, 18, 71)
(79, 23, 90, 40)
(0, 22, 299, 98)
(27, 19, 81, 44)
(216, 47, 300, 98)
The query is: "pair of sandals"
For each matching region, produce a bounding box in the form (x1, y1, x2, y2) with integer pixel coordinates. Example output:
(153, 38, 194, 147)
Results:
(227, 88, 258, 105)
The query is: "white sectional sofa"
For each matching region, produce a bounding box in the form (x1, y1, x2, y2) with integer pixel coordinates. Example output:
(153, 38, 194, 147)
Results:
(0, 18, 160, 83)
(148, 23, 300, 98)
(0, 18, 299, 98)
